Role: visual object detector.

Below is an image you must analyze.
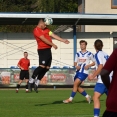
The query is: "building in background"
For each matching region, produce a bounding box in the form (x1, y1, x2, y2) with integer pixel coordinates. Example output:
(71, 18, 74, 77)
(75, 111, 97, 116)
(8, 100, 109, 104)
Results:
(78, 0, 117, 50)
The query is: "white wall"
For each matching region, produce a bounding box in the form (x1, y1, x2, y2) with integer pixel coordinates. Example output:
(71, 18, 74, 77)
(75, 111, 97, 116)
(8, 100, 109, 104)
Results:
(76, 32, 113, 55)
(0, 32, 113, 68)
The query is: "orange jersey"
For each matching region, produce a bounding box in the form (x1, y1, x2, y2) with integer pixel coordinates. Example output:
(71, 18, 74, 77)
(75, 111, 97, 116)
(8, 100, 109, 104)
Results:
(33, 27, 52, 49)
(18, 58, 30, 70)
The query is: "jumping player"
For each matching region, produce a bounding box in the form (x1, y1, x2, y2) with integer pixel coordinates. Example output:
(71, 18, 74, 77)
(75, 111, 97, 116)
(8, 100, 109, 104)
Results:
(16, 52, 30, 93)
(28, 18, 69, 93)
(63, 40, 95, 104)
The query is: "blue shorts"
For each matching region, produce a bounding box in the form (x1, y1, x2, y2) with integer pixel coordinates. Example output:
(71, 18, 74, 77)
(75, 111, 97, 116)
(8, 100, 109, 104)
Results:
(94, 83, 108, 95)
(74, 72, 88, 82)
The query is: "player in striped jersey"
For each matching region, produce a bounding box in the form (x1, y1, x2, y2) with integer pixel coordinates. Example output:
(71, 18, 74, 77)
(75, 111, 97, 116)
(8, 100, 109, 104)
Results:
(63, 40, 95, 104)
(88, 39, 112, 117)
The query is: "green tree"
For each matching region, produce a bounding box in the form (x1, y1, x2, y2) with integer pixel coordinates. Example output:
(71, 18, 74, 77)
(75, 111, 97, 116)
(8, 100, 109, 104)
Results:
(35, 0, 78, 13)
(0, 0, 78, 32)
(0, 0, 37, 32)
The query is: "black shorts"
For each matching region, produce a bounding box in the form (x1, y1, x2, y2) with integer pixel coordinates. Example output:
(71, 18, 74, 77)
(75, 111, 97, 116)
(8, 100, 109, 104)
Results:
(103, 110, 117, 117)
(19, 70, 29, 80)
(38, 48, 52, 67)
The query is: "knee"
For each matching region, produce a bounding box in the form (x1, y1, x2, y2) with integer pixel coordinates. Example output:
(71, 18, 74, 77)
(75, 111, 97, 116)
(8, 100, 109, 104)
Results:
(93, 95, 99, 102)
(74, 82, 78, 88)
(40, 65, 46, 68)
(46, 66, 50, 69)
(77, 87, 80, 91)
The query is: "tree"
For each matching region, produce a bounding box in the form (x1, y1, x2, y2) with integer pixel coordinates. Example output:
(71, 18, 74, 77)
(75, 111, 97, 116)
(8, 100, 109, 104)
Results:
(35, 0, 78, 13)
(0, 0, 37, 32)
(0, 0, 78, 32)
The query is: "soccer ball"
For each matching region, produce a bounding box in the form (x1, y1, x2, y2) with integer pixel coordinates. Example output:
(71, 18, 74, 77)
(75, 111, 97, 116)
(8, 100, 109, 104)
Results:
(44, 17, 53, 25)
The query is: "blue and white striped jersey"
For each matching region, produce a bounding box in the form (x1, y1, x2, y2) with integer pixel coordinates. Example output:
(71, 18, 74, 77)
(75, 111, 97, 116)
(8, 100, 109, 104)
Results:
(94, 51, 109, 83)
(75, 51, 95, 74)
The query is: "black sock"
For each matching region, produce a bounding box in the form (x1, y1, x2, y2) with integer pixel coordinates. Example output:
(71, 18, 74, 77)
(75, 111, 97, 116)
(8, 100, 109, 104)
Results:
(25, 84, 28, 89)
(37, 68, 49, 80)
(32, 66, 45, 79)
(17, 84, 20, 89)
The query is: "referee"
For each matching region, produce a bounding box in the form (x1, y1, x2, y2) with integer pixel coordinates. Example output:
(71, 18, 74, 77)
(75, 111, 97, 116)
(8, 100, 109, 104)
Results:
(16, 52, 30, 93)
(28, 18, 70, 93)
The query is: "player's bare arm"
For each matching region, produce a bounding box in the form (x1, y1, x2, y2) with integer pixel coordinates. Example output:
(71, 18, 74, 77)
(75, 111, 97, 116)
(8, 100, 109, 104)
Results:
(39, 35, 58, 49)
(17, 64, 24, 70)
(88, 64, 103, 80)
(50, 33, 70, 44)
(84, 61, 95, 70)
(74, 62, 81, 70)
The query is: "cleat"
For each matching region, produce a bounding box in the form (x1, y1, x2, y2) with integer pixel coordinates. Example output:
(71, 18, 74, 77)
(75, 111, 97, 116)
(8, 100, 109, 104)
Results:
(28, 82, 32, 92)
(86, 95, 91, 104)
(16, 90, 18, 93)
(34, 84, 38, 93)
(26, 90, 29, 93)
(63, 99, 72, 104)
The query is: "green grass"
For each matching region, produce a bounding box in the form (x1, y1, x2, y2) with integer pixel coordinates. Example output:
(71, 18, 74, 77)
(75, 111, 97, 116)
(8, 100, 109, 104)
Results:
(0, 89, 106, 117)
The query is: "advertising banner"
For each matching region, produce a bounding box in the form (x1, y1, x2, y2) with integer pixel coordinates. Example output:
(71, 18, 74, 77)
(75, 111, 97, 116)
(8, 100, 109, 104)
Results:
(0, 68, 97, 87)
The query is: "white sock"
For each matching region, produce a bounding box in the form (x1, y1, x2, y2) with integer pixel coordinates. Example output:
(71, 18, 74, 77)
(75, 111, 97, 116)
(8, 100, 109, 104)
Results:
(94, 116, 99, 117)
(29, 78, 34, 83)
(16, 88, 18, 90)
(35, 79, 40, 86)
(69, 97, 73, 101)
(26, 89, 28, 91)
(85, 94, 89, 98)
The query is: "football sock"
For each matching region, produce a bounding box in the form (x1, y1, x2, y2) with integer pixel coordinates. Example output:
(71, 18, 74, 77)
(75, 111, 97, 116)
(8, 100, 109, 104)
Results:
(29, 78, 34, 83)
(26, 89, 28, 91)
(81, 90, 88, 97)
(25, 84, 28, 90)
(32, 66, 44, 79)
(37, 68, 49, 80)
(69, 91, 76, 101)
(94, 108, 100, 117)
(35, 79, 40, 86)
(16, 84, 20, 90)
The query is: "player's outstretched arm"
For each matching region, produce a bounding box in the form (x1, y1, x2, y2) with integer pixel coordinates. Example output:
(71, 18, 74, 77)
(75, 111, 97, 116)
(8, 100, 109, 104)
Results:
(50, 33, 70, 44)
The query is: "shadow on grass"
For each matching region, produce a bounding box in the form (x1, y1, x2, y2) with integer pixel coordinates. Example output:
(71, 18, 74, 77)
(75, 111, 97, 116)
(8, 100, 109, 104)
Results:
(34, 99, 105, 106)
(35, 100, 63, 106)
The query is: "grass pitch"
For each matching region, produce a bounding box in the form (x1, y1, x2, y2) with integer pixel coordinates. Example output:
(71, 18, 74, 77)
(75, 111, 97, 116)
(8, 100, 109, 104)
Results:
(0, 89, 106, 117)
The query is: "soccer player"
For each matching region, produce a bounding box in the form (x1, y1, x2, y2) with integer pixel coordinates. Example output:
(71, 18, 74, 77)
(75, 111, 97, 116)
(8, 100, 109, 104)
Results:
(28, 18, 69, 93)
(100, 49, 117, 117)
(63, 40, 95, 104)
(16, 52, 30, 93)
(88, 39, 111, 117)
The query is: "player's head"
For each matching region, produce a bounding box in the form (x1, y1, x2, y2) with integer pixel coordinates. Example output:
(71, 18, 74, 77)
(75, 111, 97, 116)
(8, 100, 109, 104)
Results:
(24, 52, 28, 58)
(94, 39, 103, 51)
(79, 40, 87, 50)
(38, 18, 46, 29)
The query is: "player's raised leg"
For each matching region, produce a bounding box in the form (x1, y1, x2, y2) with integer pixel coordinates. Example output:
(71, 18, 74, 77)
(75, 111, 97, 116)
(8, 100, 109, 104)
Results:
(77, 86, 91, 104)
(28, 66, 45, 92)
(63, 78, 81, 103)
(33, 49, 52, 93)
(34, 67, 49, 93)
